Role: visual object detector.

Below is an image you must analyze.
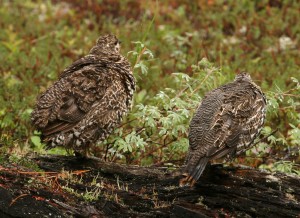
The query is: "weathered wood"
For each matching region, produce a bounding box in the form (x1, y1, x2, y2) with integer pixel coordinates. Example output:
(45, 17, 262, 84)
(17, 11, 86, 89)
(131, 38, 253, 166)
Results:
(0, 155, 299, 217)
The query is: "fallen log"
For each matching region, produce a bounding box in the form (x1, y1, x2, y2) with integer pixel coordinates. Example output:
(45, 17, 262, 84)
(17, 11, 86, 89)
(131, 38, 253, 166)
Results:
(0, 155, 299, 217)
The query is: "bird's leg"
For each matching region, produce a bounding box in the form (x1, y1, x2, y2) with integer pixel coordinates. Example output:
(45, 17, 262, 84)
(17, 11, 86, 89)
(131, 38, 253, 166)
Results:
(74, 150, 102, 162)
(179, 173, 197, 187)
(74, 151, 86, 159)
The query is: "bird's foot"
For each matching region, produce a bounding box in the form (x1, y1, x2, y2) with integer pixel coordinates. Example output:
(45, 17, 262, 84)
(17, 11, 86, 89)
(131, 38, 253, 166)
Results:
(179, 173, 197, 187)
(74, 151, 102, 162)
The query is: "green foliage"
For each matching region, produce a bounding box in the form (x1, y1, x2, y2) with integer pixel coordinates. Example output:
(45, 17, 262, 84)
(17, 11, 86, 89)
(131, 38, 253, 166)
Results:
(0, 1, 299, 174)
(102, 57, 229, 165)
(260, 161, 300, 176)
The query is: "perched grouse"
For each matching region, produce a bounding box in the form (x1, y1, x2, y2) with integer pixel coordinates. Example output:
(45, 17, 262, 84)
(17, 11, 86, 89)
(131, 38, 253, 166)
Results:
(31, 34, 135, 156)
(180, 73, 266, 186)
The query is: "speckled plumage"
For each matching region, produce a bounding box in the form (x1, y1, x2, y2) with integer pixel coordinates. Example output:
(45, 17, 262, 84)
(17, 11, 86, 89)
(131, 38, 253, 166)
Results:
(180, 73, 266, 186)
(31, 34, 135, 156)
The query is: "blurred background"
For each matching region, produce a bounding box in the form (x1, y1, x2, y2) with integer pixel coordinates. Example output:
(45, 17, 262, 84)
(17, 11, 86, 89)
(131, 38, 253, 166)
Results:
(0, 0, 299, 175)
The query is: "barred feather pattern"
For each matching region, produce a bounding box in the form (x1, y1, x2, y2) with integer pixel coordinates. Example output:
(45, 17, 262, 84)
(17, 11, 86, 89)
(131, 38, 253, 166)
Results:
(31, 34, 135, 155)
(180, 73, 266, 186)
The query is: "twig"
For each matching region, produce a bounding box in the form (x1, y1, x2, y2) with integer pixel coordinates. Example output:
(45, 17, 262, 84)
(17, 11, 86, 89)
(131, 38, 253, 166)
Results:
(118, 118, 137, 128)
(18, 170, 90, 176)
(30, 31, 57, 44)
(252, 128, 278, 148)
(175, 68, 215, 99)
(10, 194, 29, 206)
(174, 79, 197, 98)
(237, 129, 279, 156)
(133, 138, 176, 164)
(52, 199, 79, 214)
(189, 68, 215, 97)
(133, 46, 147, 69)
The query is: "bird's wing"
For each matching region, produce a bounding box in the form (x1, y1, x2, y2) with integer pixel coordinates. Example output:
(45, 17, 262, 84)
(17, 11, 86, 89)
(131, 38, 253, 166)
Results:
(32, 65, 111, 138)
(59, 55, 105, 79)
(182, 81, 266, 186)
(182, 90, 248, 185)
(73, 79, 129, 146)
(41, 96, 86, 136)
(188, 89, 225, 152)
(206, 86, 265, 160)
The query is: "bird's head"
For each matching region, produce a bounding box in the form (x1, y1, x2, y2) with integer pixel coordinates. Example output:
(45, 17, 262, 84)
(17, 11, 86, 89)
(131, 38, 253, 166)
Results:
(90, 34, 121, 55)
(234, 72, 252, 82)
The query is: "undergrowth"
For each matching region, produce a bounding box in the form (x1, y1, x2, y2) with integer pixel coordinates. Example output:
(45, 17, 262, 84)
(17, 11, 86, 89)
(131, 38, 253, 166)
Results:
(0, 1, 299, 175)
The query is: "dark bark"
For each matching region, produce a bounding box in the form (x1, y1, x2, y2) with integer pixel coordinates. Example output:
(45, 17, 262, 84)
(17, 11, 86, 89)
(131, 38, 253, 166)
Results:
(0, 155, 299, 217)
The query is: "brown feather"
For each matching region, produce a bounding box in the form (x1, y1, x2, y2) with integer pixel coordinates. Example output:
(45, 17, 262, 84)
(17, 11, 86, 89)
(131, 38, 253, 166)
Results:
(31, 34, 135, 155)
(181, 73, 266, 186)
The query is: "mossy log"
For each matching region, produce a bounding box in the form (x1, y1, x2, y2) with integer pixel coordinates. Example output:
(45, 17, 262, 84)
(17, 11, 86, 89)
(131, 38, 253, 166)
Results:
(0, 155, 299, 217)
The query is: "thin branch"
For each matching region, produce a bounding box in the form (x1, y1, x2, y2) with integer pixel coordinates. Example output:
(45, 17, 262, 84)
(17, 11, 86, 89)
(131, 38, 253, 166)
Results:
(252, 129, 279, 147)
(189, 69, 215, 97)
(118, 118, 137, 128)
(237, 129, 279, 156)
(133, 46, 147, 69)
(30, 31, 57, 44)
(133, 138, 176, 164)
(10, 194, 29, 206)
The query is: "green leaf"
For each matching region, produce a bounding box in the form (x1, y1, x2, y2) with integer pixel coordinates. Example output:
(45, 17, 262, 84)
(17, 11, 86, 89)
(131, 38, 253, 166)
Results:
(31, 136, 41, 147)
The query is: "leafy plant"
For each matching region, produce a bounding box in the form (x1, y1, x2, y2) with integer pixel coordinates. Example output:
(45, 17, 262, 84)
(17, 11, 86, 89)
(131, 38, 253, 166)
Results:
(0, 0, 299, 175)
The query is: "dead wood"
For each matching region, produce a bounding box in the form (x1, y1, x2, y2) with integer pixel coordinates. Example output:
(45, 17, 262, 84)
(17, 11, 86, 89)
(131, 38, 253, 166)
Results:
(0, 155, 299, 217)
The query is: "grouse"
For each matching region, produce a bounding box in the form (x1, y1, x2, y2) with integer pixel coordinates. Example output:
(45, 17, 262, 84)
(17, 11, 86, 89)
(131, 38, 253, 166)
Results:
(31, 34, 135, 156)
(180, 73, 266, 186)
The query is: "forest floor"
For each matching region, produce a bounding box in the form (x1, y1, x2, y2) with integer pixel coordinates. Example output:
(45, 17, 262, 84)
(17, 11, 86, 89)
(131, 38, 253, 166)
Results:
(0, 155, 299, 217)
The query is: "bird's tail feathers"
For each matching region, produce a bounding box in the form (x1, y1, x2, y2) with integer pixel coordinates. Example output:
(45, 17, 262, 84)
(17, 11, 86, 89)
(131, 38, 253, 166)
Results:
(210, 146, 236, 160)
(180, 157, 209, 187)
(44, 140, 56, 150)
(42, 135, 59, 151)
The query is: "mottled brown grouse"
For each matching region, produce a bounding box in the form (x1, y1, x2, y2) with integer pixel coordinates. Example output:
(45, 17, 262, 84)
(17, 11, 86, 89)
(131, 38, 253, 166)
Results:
(31, 34, 135, 156)
(180, 73, 266, 186)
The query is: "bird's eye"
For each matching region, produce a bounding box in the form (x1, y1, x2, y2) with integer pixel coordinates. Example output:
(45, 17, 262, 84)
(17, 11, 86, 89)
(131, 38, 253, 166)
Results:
(114, 41, 118, 46)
